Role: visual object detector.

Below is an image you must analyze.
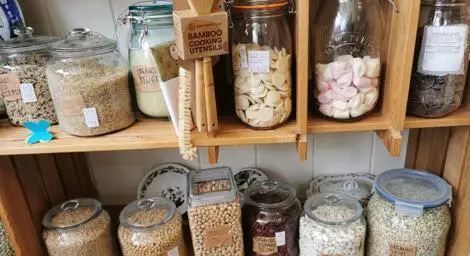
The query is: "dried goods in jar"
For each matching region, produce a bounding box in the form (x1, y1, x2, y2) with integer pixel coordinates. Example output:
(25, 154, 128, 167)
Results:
(0, 219, 13, 256)
(0, 100, 5, 117)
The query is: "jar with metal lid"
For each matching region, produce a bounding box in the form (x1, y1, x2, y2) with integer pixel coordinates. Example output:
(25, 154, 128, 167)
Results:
(118, 197, 188, 256)
(46, 28, 135, 136)
(299, 193, 366, 256)
(243, 180, 301, 256)
(188, 167, 244, 256)
(229, 0, 294, 129)
(42, 198, 117, 256)
(367, 169, 452, 256)
(0, 26, 58, 126)
(408, 0, 470, 117)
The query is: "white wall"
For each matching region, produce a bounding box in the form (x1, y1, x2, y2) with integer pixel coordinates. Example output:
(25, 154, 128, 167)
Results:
(18, 0, 409, 205)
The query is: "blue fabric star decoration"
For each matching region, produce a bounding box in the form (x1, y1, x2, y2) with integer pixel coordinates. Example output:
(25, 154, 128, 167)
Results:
(24, 120, 54, 144)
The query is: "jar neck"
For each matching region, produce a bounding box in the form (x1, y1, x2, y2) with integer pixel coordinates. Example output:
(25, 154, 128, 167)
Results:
(231, 2, 290, 19)
(422, 0, 468, 7)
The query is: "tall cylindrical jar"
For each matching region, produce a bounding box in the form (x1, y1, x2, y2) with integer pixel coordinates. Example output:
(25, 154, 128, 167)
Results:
(0, 27, 58, 126)
(42, 199, 118, 256)
(118, 197, 188, 256)
(299, 193, 366, 256)
(313, 0, 386, 121)
(243, 180, 301, 256)
(367, 169, 452, 256)
(46, 28, 135, 136)
(408, 0, 470, 117)
(230, 0, 293, 129)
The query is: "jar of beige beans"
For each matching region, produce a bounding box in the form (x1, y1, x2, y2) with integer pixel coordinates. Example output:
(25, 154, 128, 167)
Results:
(118, 197, 188, 256)
(188, 167, 244, 256)
(42, 199, 118, 256)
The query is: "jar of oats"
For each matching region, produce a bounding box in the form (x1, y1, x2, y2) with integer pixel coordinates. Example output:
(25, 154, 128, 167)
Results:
(46, 28, 135, 136)
(367, 169, 452, 256)
(42, 198, 118, 256)
(188, 167, 244, 256)
(118, 197, 188, 256)
(0, 27, 58, 126)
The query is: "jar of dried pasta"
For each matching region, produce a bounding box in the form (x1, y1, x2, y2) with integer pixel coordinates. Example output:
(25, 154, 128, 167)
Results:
(42, 198, 118, 256)
(118, 197, 188, 256)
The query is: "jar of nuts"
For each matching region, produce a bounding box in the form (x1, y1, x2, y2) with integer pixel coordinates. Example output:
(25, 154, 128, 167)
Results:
(243, 180, 301, 256)
(229, 0, 293, 129)
(42, 198, 118, 256)
(118, 197, 188, 256)
(188, 167, 244, 256)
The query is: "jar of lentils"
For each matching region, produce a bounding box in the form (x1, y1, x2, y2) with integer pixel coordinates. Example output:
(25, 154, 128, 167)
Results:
(243, 180, 301, 256)
(42, 199, 118, 256)
(367, 169, 452, 256)
(299, 193, 366, 256)
(188, 167, 244, 256)
(118, 197, 188, 256)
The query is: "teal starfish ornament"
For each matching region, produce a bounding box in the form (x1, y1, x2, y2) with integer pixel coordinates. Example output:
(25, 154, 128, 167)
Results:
(24, 120, 54, 144)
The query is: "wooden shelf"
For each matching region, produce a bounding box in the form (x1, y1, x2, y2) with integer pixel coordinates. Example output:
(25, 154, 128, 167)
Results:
(405, 108, 470, 129)
(308, 113, 390, 133)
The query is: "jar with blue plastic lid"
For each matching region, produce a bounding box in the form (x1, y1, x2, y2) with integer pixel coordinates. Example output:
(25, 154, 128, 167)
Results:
(367, 169, 452, 256)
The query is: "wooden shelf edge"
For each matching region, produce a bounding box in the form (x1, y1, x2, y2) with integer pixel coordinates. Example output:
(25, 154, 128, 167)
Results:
(308, 113, 389, 133)
(405, 109, 470, 129)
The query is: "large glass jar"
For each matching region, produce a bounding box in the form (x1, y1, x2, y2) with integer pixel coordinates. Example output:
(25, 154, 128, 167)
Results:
(230, 0, 293, 129)
(0, 27, 58, 126)
(367, 169, 452, 256)
(128, 1, 177, 118)
(313, 0, 387, 121)
(243, 180, 301, 256)
(46, 28, 135, 136)
(408, 0, 470, 117)
(299, 193, 366, 256)
(42, 199, 118, 256)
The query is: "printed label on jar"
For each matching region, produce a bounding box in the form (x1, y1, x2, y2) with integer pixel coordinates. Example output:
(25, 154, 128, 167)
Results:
(82, 107, 100, 128)
(19, 83, 37, 103)
(167, 246, 179, 256)
(203, 224, 233, 249)
(389, 244, 416, 256)
(253, 236, 278, 255)
(132, 65, 161, 92)
(248, 50, 270, 73)
(0, 73, 21, 101)
(60, 95, 86, 117)
(240, 45, 248, 69)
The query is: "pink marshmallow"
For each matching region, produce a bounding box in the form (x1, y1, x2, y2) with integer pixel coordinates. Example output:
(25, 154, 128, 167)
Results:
(338, 87, 358, 100)
(319, 104, 334, 117)
(336, 71, 353, 89)
(354, 77, 372, 89)
(330, 60, 350, 79)
(316, 78, 330, 93)
(317, 90, 336, 104)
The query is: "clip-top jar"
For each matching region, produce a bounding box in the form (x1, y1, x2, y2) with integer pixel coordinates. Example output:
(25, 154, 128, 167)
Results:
(230, 0, 293, 129)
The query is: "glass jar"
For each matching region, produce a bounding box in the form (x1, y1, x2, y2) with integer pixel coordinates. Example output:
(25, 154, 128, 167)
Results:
(188, 167, 244, 256)
(243, 180, 301, 256)
(42, 198, 118, 256)
(408, 0, 470, 117)
(299, 193, 366, 256)
(367, 169, 452, 256)
(46, 28, 135, 136)
(230, 0, 293, 129)
(118, 197, 188, 256)
(0, 27, 58, 126)
(313, 0, 389, 121)
(127, 1, 177, 118)
(0, 219, 13, 256)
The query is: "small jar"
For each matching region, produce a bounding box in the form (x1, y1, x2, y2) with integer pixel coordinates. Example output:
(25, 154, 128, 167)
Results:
(230, 0, 293, 129)
(367, 169, 452, 256)
(243, 180, 301, 256)
(46, 28, 135, 136)
(188, 167, 244, 256)
(0, 27, 58, 126)
(299, 193, 366, 256)
(408, 0, 470, 117)
(118, 197, 188, 256)
(42, 199, 117, 256)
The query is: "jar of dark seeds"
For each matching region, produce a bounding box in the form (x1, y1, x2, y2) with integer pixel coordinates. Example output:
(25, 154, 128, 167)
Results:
(0, 27, 58, 126)
(408, 0, 470, 117)
(243, 180, 301, 256)
(42, 198, 118, 256)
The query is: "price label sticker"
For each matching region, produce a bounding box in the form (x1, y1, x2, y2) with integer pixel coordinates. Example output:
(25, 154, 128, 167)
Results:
(275, 231, 286, 246)
(82, 108, 100, 128)
(240, 45, 248, 69)
(248, 50, 270, 73)
(19, 83, 37, 103)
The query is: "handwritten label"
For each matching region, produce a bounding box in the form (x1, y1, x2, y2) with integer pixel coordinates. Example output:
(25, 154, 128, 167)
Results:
(60, 95, 86, 117)
(203, 225, 233, 249)
(82, 108, 100, 128)
(253, 237, 277, 255)
(389, 244, 416, 256)
(240, 45, 248, 68)
(132, 65, 161, 92)
(19, 83, 37, 103)
(248, 50, 270, 73)
(275, 231, 286, 246)
(167, 246, 179, 256)
(0, 73, 21, 101)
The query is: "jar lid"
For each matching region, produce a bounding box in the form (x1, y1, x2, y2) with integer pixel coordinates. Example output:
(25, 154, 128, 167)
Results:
(245, 180, 296, 209)
(188, 167, 238, 207)
(50, 28, 117, 57)
(375, 169, 452, 216)
(129, 0, 173, 13)
(304, 193, 363, 226)
(119, 197, 176, 230)
(0, 27, 59, 54)
(42, 198, 102, 230)
(422, 0, 469, 6)
(231, 0, 290, 17)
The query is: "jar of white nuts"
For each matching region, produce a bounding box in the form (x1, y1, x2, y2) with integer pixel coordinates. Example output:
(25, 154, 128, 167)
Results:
(188, 167, 244, 256)
(299, 193, 366, 256)
(229, 0, 293, 129)
(118, 197, 188, 256)
(42, 198, 118, 256)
